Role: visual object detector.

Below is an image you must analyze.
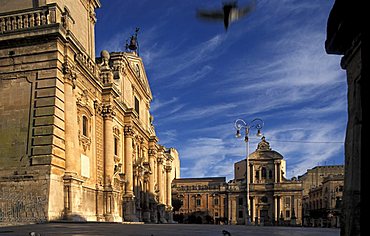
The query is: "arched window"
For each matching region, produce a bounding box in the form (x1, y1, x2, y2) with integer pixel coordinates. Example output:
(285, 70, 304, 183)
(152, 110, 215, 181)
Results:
(262, 167, 267, 178)
(82, 116, 88, 136)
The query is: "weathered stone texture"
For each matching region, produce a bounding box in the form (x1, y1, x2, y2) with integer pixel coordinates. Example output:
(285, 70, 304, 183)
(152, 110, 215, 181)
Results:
(0, 76, 32, 168)
(0, 173, 49, 223)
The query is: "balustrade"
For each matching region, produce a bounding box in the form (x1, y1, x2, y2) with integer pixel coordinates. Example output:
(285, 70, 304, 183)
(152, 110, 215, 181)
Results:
(0, 4, 61, 34)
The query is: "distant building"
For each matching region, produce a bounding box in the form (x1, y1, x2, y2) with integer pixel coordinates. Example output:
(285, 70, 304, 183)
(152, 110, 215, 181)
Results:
(173, 137, 303, 226)
(299, 165, 344, 227)
(243, 137, 303, 226)
(298, 165, 344, 196)
(172, 177, 228, 224)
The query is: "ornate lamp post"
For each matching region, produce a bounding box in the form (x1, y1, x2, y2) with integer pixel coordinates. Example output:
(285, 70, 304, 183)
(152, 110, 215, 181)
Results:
(234, 118, 264, 225)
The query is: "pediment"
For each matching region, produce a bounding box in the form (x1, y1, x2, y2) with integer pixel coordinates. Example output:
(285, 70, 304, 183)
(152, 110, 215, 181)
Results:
(126, 55, 152, 99)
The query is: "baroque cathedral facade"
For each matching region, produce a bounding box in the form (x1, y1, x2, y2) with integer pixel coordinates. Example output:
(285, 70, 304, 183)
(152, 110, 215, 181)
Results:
(0, 0, 179, 223)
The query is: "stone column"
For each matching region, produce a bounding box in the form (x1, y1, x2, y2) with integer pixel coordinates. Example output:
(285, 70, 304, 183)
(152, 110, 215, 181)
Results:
(62, 62, 83, 220)
(250, 197, 254, 223)
(148, 143, 158, 223)
(227, 194, 231, 224)
(124, 125, 134, 197)
(165, 165, 173, 223)
(249, 163, 254, 184)
(274, 196, 278, 224)
(231, 197, 237, 225)
(253, 197, 258, 224)
(103, 105, 115, 187)
(123, 125, 138, 221)
(102, 105, 115, 221)
(148, 147, 156, 194)
(157, 148, 165, 204)
(165, 166, 172, 207)
(63, 63, 80, 176)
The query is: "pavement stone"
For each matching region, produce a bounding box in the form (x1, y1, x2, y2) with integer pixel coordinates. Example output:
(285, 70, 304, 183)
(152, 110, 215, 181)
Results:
(0, 223, 340, 236)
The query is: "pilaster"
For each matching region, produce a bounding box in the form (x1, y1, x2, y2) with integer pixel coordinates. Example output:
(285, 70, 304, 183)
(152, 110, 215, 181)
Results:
(63, 62, 80, 177)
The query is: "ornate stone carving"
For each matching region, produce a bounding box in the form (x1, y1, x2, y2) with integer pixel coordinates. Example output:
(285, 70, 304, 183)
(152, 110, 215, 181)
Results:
(157, 158, 164, 164)
(124, 125, 135, 137)
(100, 50, 110, 69)
(63, 62, 77, 88)
(93, 101, 115, 118)
(165, 166, 172, 172)
(257, 136, 271, 151)
(78, 130, 91, 152)
(148, 148, 157, 156)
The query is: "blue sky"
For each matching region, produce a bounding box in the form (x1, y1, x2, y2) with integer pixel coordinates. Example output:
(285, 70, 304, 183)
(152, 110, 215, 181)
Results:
(95, 0, 347, 181)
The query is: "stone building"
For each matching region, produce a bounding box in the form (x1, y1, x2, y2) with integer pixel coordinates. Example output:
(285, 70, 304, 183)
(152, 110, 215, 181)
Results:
(172, 177, 248, 225)
(302, 174, 344, 228)
(298, 165, 344, 196)
(173, 137, 303, 226)
(298, 165, 344, 227)
(242, 137, 303, 226)
(0, 0, 179, 223)
(325, 1, 363, 235)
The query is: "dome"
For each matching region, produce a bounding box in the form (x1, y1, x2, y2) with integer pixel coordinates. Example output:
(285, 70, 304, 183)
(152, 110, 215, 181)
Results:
(248, 136, 284, 160)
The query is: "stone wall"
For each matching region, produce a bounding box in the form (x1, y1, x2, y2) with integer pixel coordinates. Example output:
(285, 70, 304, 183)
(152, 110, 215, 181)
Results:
(0, 169, 50, 223)
(0, 76, 32, 168)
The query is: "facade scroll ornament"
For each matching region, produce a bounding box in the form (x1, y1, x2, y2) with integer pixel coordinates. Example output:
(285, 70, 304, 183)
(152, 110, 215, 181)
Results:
(93, 100, 103, 115)
(63, 62, 77, 89)
(89, 9, 97, 24)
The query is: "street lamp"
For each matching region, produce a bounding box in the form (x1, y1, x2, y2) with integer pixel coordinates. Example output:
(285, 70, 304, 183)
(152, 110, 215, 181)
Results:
(234, 118, 264, 225)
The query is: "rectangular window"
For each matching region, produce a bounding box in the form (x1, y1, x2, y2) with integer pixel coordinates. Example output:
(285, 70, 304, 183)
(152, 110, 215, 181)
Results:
(239, 197, 243, 206)
(196, 199, 201, 206)
(134, 96, 140, 116)
(285, 210, 290, 218)
(238, 210, 244, 218)
(114, 137, 118, 156)
(214, 198, 219, 205)
(285, 196, 291, 208)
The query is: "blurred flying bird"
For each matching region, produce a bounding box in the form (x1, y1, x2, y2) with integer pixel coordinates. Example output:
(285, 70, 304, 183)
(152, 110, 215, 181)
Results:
(196, 1, 256, 30)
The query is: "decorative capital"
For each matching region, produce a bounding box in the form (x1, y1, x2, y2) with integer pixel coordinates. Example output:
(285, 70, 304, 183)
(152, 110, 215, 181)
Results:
(94, 100, 103, 115)
(157, 157, 164, 164)
(101, 104, 116, 118)
(124, 125, 135, 137)
(148, 148, 157, 156)
(165, 165, 172, 172)
(63, 62, 77, 89)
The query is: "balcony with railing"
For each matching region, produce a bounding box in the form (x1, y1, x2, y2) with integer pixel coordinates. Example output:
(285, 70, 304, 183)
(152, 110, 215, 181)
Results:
(0, 4, 62, 34)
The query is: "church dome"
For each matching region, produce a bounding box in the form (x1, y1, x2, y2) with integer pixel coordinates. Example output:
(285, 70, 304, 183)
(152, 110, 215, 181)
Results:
(248, 136, 283, 160)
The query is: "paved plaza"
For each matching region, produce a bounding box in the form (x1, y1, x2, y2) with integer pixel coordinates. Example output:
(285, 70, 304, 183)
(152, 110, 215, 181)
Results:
(0, 223, 340, 236)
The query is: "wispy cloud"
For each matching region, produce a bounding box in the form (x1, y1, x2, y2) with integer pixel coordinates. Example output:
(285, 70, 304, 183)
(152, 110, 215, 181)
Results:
(165, 65, 213, 88)
(151, 96, 179, 112)
(157, 129, 178, 146)
(157, 103, 238, 124)
(152, 34, 227, 80)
